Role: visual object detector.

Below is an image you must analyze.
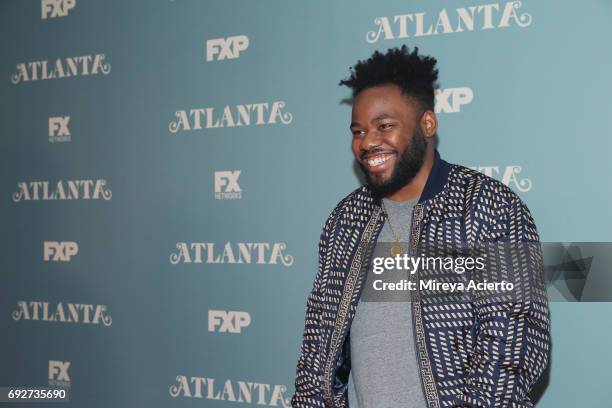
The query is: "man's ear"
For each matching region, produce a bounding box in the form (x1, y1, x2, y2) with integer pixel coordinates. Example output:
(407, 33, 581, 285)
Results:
(421, 110, 437, 139)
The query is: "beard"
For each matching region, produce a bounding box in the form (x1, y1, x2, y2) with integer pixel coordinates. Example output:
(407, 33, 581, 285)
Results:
(360, 126, 428, 198)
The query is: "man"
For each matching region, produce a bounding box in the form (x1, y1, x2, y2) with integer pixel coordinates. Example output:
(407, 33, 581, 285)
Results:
(291, 46, 550, 407)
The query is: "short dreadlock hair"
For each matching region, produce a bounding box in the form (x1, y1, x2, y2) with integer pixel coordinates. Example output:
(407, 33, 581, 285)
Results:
(339, 45, 439, 112)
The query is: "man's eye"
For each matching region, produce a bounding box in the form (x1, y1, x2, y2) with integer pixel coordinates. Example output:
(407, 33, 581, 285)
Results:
(380, 123, 394, 130)
(352, 130, 365, 137)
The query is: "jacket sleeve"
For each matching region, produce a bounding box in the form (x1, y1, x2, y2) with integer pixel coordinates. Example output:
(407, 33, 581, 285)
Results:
(291, 209, 338, 408)
(454, 196, 551, 407)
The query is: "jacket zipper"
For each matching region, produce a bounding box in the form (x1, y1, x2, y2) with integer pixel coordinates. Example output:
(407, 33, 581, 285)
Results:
(408, 203, 431, 405)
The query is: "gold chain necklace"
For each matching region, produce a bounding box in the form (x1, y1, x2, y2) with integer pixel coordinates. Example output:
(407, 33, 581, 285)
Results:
(381, 200, 405, 257)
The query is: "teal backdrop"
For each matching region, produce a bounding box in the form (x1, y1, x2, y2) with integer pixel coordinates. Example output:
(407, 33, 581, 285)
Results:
(1, 0, 611, 407)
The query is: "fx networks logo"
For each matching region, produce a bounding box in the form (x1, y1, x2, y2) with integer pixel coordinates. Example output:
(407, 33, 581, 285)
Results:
(44, 241, 78, 262)
(206, 35, 249, 61)
(42, 0, 76, 19)
(49, 360, 71, 387)
(169, 375, 291, 407)
(435, 87, 473, 113)
(215, 170, 241, 200)
(470, 165, 533, 192)
(49, 116, 71, 143)
(208, 310, 251, 333)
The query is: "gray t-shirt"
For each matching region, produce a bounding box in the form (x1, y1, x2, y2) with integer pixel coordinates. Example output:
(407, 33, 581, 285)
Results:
(347, 197, 427, 408)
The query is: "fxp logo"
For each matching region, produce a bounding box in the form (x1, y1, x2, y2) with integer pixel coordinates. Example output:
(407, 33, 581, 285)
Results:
(41, 0, 76, 19)
(435, 87, 473, 113)
(44, 241, 79, 262)
(206, 35, 249, 62)
(208, 310, 251, 334)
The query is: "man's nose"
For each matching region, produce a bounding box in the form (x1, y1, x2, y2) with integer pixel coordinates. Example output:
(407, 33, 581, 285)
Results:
(360, 128, 382, 151)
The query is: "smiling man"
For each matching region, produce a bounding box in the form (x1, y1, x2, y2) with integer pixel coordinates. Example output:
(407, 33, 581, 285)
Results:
(291, 46, 550, 407)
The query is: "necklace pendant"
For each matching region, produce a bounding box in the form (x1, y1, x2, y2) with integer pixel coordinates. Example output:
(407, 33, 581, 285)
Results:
(390, 244, 402, 257)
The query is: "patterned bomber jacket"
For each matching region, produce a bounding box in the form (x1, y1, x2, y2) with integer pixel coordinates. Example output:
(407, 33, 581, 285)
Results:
(291, 150, 550, 408)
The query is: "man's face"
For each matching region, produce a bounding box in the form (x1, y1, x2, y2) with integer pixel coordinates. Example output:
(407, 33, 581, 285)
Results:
(350, 84, 428, 197)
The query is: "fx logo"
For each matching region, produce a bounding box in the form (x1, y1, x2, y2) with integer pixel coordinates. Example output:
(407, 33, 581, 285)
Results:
(49, 360, 70, 382)
(49, 116, 71, 142)
(435, 87, 474, 113)
(44, 241, 79, 262)
(208, 310, 251, 333)
(214, 170, 242, 200)
(41, 0, 76, 19)
(206, 35, 249, 61)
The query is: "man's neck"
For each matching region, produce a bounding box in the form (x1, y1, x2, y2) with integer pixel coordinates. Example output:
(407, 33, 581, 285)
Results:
(385, 148, 435, 202)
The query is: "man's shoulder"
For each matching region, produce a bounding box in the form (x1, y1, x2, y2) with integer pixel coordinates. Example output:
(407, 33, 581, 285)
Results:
(448, 163, 537, 236)
(321, 162, 534, 227)
(322, 185, 376, 227)
(337, 184, 374, 207)
(448, 163, 526, 209)
(337, 184, 379, 211)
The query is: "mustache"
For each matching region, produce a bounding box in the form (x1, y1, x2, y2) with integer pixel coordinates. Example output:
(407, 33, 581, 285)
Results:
(360, 147, 396, 160)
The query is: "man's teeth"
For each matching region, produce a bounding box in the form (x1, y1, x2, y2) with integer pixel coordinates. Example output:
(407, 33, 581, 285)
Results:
(367, 155, 392, 166)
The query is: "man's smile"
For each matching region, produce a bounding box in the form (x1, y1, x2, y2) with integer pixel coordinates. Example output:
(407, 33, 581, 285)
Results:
(362, 151, 397, 173)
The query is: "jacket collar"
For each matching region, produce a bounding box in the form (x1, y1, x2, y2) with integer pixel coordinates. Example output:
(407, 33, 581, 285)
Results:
(418, 148, 451, 204)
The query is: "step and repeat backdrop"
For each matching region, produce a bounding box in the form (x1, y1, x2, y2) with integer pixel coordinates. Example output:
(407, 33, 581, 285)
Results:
(1, 0, 611, 407)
